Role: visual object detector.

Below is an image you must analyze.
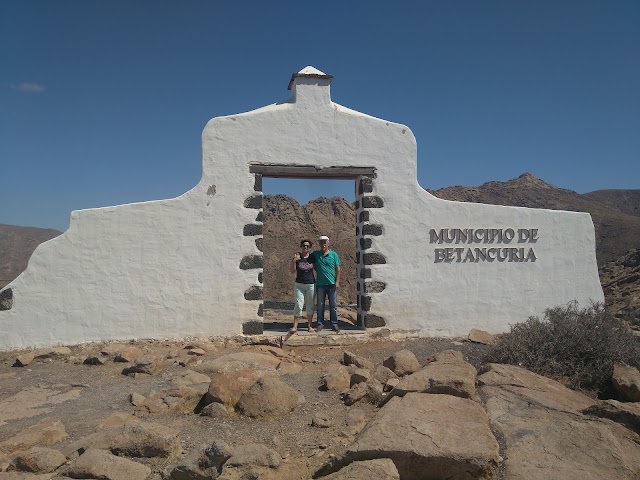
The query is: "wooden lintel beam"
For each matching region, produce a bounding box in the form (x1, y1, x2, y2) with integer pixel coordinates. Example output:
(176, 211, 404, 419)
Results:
(249, 165, 376, 179)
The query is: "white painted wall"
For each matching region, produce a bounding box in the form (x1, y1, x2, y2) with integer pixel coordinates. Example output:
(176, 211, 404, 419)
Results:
(0, 67, 603, 350)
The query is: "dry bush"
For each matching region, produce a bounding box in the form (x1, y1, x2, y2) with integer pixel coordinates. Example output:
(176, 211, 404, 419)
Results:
(486, 302, 640, 394)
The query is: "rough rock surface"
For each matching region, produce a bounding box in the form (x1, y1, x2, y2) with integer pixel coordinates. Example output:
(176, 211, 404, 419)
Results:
(205, 368, 266, 410)
(64, 420, 181, 460)
(581, 400, 640, 434)
(0, 419, 68, 454)
(478, 363, 595, 413)
(320, 458, 400, 480)
(382, 350, 420, 376)
(65, 448, 151, 480)
(612, 363, 640, 402)
(322, 393, 499, 480)
(8, 448, 66, 474)
(225, 444, 280, 469)
(480, 364, 640, 479)
(384, 349, 477, 403)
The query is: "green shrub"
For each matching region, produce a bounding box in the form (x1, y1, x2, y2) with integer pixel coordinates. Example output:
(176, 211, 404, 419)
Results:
(486, 302, 640, 394)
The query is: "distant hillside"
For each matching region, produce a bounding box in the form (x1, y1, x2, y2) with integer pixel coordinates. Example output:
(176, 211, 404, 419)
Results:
(427, 173, 640, 266)
(583, 189, 640, 218)
(0, 224, 62, 288)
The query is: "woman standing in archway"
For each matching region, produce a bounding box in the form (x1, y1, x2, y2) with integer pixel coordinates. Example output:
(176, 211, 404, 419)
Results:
(289, 239, 316, 333)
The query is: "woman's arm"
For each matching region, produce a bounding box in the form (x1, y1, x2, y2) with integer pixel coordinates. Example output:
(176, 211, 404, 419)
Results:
(290, 253, 300, 274)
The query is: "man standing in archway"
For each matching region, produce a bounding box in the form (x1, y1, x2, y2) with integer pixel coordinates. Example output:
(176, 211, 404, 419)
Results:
(312, 235, 341, 333)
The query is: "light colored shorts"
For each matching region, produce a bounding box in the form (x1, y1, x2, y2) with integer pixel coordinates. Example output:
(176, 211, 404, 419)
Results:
(294, 282, 315, 316)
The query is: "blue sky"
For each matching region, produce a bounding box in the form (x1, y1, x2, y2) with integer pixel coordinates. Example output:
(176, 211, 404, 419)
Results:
(1, 1, 638, 231)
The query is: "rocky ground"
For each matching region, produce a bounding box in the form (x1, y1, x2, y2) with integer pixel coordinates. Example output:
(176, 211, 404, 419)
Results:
(1, 333, 640, 480)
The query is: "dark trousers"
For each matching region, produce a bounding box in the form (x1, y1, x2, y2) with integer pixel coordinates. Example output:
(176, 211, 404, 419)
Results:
(316, 284, 338, 326)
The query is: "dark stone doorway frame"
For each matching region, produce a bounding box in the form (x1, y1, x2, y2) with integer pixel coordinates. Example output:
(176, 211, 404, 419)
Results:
(240, 164, 386, 334)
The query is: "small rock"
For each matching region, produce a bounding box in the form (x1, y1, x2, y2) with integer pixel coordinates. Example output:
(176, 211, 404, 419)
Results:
(236, 377, 304, 419)
(384, 378, 399, 392)
(13, 353, 35, 367)
(382, 350, 421, 376)
(203, 440, 234, 470)
(349, 368, 370, 387)
(311, 414, 332, 428)
(188, 349, 206, 357)
(200, 403, 229, 418)
(344, 410, 367, 436)
(115, 347, 144, 363)
(343, 382, 368, 406)
(373, 365, 397, 384)
(130, 393, 146, 406)
(83, 356, 107, 366)
(171, 370, 211, 387)
(225, 444, 280, 469)
(467, 328, 495, 345)
(320, 366, 350, 392)
(34, 347, 72, 359)
(122, 356, 161, 376)
(276, 362, 302, 375)
(343, 351, 374, 370)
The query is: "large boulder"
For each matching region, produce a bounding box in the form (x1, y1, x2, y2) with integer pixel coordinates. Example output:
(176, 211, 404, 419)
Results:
(383, 349, 476, 404)
(8, 448, 66, 474)
(321, 393, 499, 480)
(236, 377, 304, 418)
(480, 364, 640, 479)
(64, 419, 181, 460)
(65, 449, 150, 480)
(320, 459, 399, 480)
(612, 363, 640, 402)
(382, 350, 421, 376)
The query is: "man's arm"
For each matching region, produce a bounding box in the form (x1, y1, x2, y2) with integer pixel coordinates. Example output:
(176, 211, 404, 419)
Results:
(335, 265, 341, 288)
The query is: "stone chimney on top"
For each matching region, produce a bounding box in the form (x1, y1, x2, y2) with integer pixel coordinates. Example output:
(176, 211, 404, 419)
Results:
(288, 66, 333, 106)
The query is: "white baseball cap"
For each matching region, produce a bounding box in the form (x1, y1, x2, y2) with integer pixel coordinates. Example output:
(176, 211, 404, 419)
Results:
(318, 235, 329, 241)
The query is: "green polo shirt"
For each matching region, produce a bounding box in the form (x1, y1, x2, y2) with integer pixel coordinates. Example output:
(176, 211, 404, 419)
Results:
(310, 250, 341, 286)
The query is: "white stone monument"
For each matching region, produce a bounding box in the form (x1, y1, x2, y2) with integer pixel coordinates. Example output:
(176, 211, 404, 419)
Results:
(0, 66, 604, 350)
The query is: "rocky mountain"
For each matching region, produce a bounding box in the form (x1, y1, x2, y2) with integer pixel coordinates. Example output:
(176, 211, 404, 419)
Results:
(0, 224, 62, 289)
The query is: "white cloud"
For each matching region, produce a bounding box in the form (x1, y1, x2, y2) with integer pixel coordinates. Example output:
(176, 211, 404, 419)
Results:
(10, 82, 45, 93)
